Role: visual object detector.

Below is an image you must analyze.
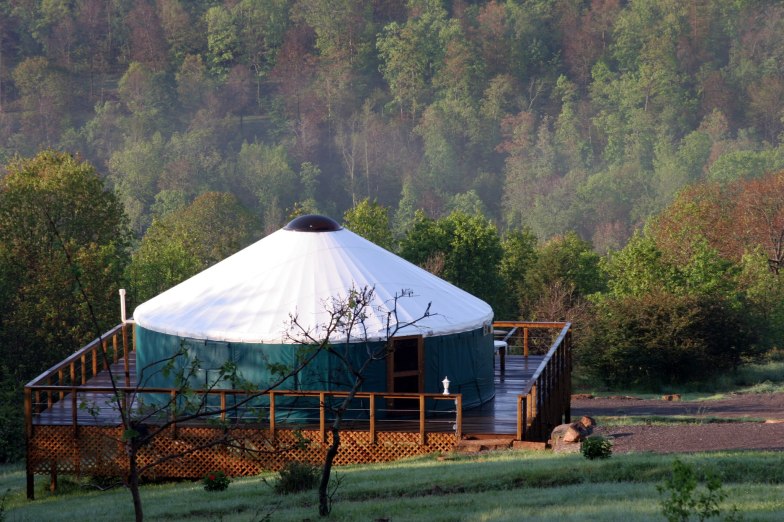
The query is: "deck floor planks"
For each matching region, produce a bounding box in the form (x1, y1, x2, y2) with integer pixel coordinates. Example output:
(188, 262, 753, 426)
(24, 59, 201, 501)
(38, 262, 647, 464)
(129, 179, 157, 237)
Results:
(32, 352, 545, 436)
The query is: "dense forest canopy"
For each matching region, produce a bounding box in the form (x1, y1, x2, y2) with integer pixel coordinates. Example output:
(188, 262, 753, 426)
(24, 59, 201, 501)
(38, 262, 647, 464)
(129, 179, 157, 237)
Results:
(1, 0, 783, 249)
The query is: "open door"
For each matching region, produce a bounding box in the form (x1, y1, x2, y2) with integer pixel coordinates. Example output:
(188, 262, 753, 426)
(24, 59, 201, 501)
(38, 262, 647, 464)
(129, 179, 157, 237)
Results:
(387, 335, 424, 411)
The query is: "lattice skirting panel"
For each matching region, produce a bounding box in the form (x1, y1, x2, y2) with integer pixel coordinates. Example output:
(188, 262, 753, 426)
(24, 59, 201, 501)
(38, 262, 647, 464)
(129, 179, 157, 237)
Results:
(28, 426, 457, 480)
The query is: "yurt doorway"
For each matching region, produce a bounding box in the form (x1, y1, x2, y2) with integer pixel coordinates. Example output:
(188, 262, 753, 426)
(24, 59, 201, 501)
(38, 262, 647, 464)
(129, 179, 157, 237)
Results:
(387, 335, 424, 410)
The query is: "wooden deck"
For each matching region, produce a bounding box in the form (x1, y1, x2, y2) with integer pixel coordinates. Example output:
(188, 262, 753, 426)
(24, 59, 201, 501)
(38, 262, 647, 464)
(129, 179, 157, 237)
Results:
(463, 354, 544, 434)
(31, 352, 544, 436)
(26, 322, 571, 496)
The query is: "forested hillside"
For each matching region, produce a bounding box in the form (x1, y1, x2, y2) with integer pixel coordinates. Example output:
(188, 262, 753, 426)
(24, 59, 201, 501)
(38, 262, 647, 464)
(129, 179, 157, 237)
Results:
(2, 0, 784, 463)
(1, 0, 784, 247)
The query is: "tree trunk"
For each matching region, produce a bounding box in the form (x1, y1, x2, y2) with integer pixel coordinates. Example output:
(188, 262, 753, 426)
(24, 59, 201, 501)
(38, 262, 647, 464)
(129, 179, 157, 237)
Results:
(128, 448, 144, 522)
(318, 426, 340, 516)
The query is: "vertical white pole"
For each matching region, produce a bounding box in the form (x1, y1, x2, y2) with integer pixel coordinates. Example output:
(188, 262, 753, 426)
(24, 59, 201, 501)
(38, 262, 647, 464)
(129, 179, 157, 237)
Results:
(119, 288, 127, 323)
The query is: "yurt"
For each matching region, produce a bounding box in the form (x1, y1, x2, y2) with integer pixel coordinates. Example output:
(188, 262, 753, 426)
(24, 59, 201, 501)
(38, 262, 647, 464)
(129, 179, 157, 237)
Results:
(133, 215, 495, 419)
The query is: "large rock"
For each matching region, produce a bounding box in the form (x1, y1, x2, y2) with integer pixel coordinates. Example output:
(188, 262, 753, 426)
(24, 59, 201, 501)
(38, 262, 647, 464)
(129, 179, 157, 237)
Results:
(550, 416, 596, 452)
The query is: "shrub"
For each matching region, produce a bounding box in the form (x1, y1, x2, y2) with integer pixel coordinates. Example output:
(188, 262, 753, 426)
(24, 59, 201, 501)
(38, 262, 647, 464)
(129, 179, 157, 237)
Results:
(274, 461, 320, 495)
(581, 436, 612, 460)
(657, 459, 743, 522)
(202, 470, 230, 492)
(583, 290, 756, 388)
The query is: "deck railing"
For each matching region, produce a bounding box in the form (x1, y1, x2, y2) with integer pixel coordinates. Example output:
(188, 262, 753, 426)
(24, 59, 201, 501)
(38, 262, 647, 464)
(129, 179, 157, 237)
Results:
(493, 322, 572, 441)
(24, 322, 133, 432)
(26, 383, 463, 440)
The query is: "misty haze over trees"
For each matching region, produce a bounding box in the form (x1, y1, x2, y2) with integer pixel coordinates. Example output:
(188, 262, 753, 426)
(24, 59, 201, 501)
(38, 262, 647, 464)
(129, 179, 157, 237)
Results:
(1, 0, 783, 246)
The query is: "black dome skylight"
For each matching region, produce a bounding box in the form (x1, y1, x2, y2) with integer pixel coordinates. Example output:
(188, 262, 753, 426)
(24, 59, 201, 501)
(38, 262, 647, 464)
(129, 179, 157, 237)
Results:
(284, 214, 343, 232)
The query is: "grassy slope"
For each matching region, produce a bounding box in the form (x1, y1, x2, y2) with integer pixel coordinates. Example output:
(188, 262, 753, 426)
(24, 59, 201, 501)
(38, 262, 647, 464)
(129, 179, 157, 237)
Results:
(4, 451, 784, 521)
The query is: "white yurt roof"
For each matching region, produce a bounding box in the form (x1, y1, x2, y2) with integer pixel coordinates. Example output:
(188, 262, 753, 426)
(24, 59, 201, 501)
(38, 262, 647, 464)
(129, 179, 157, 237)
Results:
(133, 215, 493, 344)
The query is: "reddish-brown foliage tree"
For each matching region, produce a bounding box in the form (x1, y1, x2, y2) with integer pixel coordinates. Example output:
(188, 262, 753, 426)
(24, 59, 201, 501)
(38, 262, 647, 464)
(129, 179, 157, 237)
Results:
(735, 172, 784, 274)
(650, 171, 784, 274)
(557, 0, 620, 86)
(126, 0, 168, 72)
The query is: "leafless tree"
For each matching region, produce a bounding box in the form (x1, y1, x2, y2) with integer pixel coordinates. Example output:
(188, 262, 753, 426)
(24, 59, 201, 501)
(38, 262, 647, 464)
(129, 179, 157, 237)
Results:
(285, 285, 433, 516)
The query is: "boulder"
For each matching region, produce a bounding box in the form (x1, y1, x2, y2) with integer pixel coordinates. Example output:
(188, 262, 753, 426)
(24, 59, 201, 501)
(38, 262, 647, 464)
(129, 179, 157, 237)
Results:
(550, 416, 596, 452)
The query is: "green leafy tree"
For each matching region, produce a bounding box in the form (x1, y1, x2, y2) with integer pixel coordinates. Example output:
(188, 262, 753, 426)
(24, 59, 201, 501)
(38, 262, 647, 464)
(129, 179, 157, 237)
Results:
(498, 227, 538, 319)
(175, 54, 213, 116)
(377, 1, 455, 118)
(400, 210, 504, 311)
(231, 141, 299, 231)
(128, 191, 258, 303)
(0, 151, 130, 376)
(707, 147, 784, 184)
(525, 232, 604, 306)
(11, 57, 73, 148)
(205, 5, 238, 78)
(108, 133, 167, 235)
(0, 151, 130, 462)
(518, 232, 603, 330)
(737, 250, 784, 351)
(117, 62, 173, 141)
(342, 198, 394, 251)
(414, 97, 483, 203)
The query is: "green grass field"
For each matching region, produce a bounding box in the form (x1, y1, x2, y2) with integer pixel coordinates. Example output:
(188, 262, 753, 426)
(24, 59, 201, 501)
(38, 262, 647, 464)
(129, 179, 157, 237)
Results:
(4, 450, 784, 521)
(574, 360, 784, 400)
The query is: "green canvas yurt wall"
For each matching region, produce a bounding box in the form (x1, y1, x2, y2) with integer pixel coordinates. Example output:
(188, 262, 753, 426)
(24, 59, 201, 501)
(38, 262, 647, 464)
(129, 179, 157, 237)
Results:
(134, 324, 493, 419)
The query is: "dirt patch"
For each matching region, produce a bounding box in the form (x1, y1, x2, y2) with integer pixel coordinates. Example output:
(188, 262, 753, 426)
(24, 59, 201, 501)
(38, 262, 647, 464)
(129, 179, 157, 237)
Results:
(570, 392, 784, 453)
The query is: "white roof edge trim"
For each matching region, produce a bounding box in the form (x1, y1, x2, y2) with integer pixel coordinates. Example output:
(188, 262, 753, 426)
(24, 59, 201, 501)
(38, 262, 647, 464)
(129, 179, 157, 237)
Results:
(137, 310, 495, 344)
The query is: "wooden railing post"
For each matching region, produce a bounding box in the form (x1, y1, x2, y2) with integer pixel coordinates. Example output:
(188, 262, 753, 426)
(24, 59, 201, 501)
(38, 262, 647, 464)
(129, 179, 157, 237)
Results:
(102, 339, 109, 370)
(565, 331, 572, 424)
(25, 387, 34, 499)
(122, 323, 130, 387)
(455, 395, 462, 440)
(46, 378, 53, 409)
(57, 369, 64, 401)
(369, 394, 376, 445)
(419, 395, 426, 445)
(528, 384, 536, 438)
(80, 353, 87, 385)
(517, 395, 527, 440)
(220, 391, 226, 422)
(523, 327, 529, 357)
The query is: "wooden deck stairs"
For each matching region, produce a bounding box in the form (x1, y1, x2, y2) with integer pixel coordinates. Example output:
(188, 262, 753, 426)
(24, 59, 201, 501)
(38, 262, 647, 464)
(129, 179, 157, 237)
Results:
(455, 434, 548, 453)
